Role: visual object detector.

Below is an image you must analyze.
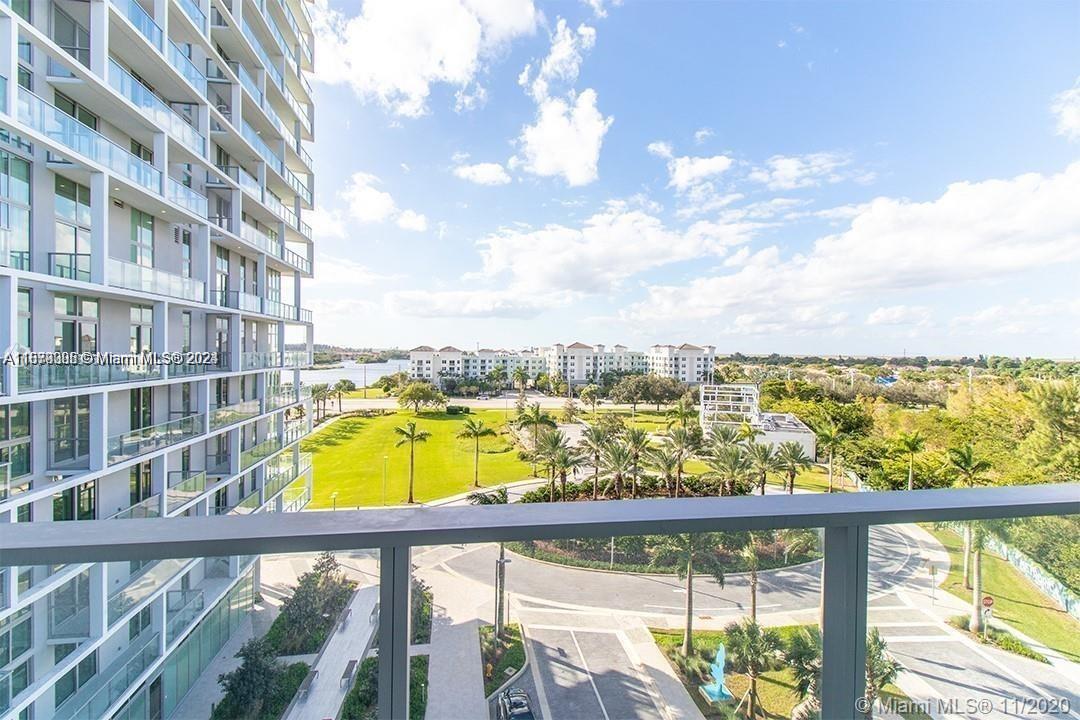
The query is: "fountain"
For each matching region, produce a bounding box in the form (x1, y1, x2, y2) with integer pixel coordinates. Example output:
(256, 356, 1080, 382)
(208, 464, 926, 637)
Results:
(699, 643, 734, 703)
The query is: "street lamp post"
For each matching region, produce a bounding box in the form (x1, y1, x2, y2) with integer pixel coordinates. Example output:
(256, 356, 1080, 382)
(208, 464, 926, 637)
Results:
(330, 491, 338, 512)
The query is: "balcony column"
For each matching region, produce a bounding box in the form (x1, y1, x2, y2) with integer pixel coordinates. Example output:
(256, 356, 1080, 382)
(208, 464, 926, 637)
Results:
(196, 223, 211, 303)
(152, 454, 167, 516)
(0, 15, 17, 112)
(88, 391, 107, 471)
(89, 562, 107, 637)
(89, 172, 110, 285)
(152, 300, 169, 356)
(153, 0, 169, 37)
(377, 545, 411, 720)
(88, 0, 109, 77)
(820, 524, 869, 718)
(228, 313, 241, 372)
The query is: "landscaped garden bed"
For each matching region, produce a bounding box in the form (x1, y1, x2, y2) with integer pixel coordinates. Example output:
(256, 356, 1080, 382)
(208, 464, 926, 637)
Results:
(479, 623, 526, 697)
(341, 656, 429, 720)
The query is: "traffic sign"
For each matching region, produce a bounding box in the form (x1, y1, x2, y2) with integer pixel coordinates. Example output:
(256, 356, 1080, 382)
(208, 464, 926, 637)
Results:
(982, 596, 994, 608)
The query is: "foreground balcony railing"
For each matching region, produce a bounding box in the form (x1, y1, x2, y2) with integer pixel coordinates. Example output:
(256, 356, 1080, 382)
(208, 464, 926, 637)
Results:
(107, 413, 204, 464)
(108, 257, 205, 302)
(1, 485, 1072, 720)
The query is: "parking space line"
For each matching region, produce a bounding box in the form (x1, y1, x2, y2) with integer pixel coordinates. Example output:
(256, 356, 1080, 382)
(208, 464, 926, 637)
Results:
(570, 630, 611, 720)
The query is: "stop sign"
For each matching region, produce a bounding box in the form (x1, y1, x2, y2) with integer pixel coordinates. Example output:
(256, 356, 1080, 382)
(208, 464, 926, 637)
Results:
(982, 596, 994, 608)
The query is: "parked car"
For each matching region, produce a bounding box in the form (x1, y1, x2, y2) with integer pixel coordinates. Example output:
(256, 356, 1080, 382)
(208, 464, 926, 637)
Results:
(496, 688, 536, 720)
(477, 394, 490, 400)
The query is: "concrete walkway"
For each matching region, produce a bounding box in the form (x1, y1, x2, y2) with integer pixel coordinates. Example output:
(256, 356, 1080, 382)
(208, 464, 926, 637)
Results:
(283, 584, 379, 720)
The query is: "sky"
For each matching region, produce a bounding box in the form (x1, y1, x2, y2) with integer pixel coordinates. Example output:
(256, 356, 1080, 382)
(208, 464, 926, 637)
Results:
(301, 0, 1080, 358)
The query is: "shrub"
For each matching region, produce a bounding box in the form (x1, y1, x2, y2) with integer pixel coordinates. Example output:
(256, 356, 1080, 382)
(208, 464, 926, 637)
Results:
(445, 404, 471, 415)
(265, 553, 356, 655)
(342, 656, 428, 720)
(211, 638, 309, 720)
(948, 615, 1048, 663)
(411, 578, 433, 644)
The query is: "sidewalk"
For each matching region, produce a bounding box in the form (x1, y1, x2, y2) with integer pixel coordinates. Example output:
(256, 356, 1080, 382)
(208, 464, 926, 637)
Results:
(283, 584, 379, 720)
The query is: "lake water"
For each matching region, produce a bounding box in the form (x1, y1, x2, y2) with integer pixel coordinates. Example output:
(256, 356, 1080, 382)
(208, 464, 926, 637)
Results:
(298, 359, 409, 388)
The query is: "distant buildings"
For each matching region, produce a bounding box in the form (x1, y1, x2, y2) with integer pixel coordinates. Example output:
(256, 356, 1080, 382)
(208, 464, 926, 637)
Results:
(408, 342, 717, 386)
(699, 384, 817, 458)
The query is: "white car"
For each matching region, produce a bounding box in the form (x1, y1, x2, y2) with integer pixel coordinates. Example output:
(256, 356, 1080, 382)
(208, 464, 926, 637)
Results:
(477, 394, 490, 400)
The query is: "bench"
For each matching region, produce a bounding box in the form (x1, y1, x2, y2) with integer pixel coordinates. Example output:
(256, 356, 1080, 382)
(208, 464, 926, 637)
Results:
(298, 669, 319, 700)
(340, 659, 358, 688)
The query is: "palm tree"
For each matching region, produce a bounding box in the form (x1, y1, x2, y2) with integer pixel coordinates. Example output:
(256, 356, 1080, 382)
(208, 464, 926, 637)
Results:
(705, 445, 752, 496)
(310, 383, 330, 422)
(725, 619, 781, 719)
(512, 365, 529, 395)
(468, 487, 509, 638)
(456, 418, 496, 487)
(666, 426, 699, 498)
(777, 441, 813, 494)
(894, 431, 925, 491)
(393, 421, 431, 504)
(739, 532, 765, 621)
(746, 442, 780, 496)
(578, 424, 611, 500)
(551, 446, 584, 501)
(968, 522, 988, 633)
(645, 446, 680, 497)
(705, 424, 741, 455)
(650, 533, 726, 657)
(332, 379, 351, 412)
(515, 403, 556, 476)
(536, 429, 569, 501)
(864, 628, 899, 719)
(665, 396, 696, 428)
(786, 629, 822, 720)
(816, 421, 843, 493)
(623, 427, 650, 498)
(599, 441, 634, 499)
(738, 421, 763, 445)
(947, 444, 991, 591)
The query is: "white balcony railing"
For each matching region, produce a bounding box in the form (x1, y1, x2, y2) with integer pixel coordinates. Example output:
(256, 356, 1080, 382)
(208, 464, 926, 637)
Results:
(1, 485, 1073, 720)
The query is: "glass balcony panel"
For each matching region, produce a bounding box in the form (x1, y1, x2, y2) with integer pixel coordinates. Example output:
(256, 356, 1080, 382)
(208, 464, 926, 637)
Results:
(107, 257, 205, 302)
(168, 40, 206, 97)
(284, 166, 311, 205)
(232, 61, 262, 106)
(109, 59, 205, 157)
(107, 414, 205, 464)
(20, 362, 160, 393)
(166, 470, 207, 514)
(241, 436, 282, 470)
(240, 222, 281, 258)
(209, 399, 260, 430)
(242, 121, 283, 174)
(48, 252, 91, 282)
(107, 559, 189, 625)
(223, 289, 262, 313)
(0, 226, 30, 270)
(108, 494, 161, 520)
(230, 489, 262, 515)
(238, 165, 261, 199)
(165, 588, 205, 644)
(242, 350, 282, 370)
(176, 0, 208, 35)
(168, 351, 229, 378)
(117, 0, 163, 52)
(283, 350, 312, 368)
(167, 177, 208, 217)
(242, 20, 284, 90)
(282, 246, 311, 273)
(52, 631, 160, 720)
(17, 87, 161, 192)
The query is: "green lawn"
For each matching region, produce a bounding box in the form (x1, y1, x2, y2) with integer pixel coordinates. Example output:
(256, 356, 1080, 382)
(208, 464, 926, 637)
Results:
(302, 410, 532, 507)
(589, 408, 673, 431)
(923, 526, 1080, 662)
(344, 386, 389, 399)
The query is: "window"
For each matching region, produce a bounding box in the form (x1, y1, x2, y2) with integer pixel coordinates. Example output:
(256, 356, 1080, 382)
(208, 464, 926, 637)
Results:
(131, 139, 153, 164)
(0, 607, 32, 668)
(130, 462, 152, 505)
(130, 387, 152, 430)
(0, 150, 31, 271)
(53, 480, 96, 521)
(53, 295, 97, 352)
(129, 606, 152, 641)
(54, 91, 97, 131)
(215, 317, 229, 354)
(267, 269, 281, 302)
(130, 208, 154, 267)
(52, 4, 90, 67)
(181, 311, 192, 352)
(215, 246, 229, 304)
(181, 230, 192, 278)
(238, 256, 246, 295)
(16, 65, 31, 91)
(54, 646, 96, 707)
(130, 305, 153, 353)
(16, 288, 30, 348)
(54, 176, 91, 281)
(50, 395, 88, 465)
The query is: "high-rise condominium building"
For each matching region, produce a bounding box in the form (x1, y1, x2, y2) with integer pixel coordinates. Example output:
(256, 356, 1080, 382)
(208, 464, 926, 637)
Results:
(0, 0, 315, 717)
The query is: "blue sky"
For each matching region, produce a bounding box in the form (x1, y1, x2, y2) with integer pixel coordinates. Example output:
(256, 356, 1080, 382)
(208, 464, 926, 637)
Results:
(304, 0, 1080, 357)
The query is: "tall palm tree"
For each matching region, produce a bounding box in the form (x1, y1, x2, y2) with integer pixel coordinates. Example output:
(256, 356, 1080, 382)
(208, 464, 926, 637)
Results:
(599, 441, 633, 499)
(864, 628, 899, 719)
(816, 421, 843, 493)
(739, 532, 765, 621)
(623, 427, 650, 498)
(666, 426, 699, 498)
(578, 424, 611, 500)
(786, 629, 822, 720)
(705, 424, 741, 455)
(665, 396, 696, 428)
(515, 403, 556, 476)
(456, 418, 496, 487)
(310, 383, 330, 422)
(536, 429, 569, 501)
(332, 379, 351, 412)
(746, 442, 780, 496)
(894, 431, 925, 491)
(777, 441, 813, 494)
(550, 446, 585, 501)
(393, 421, 431, 504)
(512, 365, 529, 394)
(968, 522, 988, 633)
(705, 445, 752, 496)
(645, 446, 680, 497)
(650, 533, 726, 657)
(467, 487, 509, 638)
(947, 444, 991, 591)
(725, 619, 781, 719)
(738, 421, 764, 446)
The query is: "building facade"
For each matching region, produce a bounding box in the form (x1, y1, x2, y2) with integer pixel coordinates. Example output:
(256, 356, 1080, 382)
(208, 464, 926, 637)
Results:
(0, 0, 316, 718)
(645, 344, 717, 384)
(699, 384, 817, 458)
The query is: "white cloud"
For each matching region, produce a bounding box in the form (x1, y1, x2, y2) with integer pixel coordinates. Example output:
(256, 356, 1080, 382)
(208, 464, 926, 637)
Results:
(952, 299, 1080, 336)
(515, 89, 612, 186)
(748, 152, 853, 190)
(513, 19, 612, 186)
(866, 305, 932, 326)
(396, 209, 428, 232)
(580, 0, 620, 18)
(626, 162, 1080, 332)
(1051, 77, 1080, 141)
(453, 162, 512, 185)
(307, 206, 346, 239)
(777, 40, 787, 49)
(338, 172, 428, 232)
(648, 140, 734, 192)
(311, 0, 539, 117)
(694, 127, 714, 144)
(646, 141, 673, 159)
(386, 290, 560, 319)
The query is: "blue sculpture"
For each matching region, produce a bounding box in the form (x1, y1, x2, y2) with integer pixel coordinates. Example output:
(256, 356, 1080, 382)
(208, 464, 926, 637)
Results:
(698, 643, 734, 703)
